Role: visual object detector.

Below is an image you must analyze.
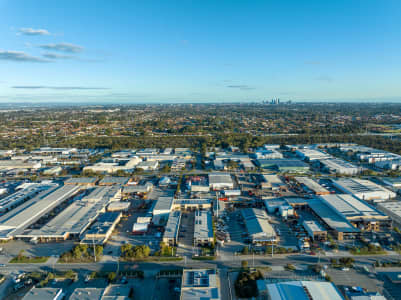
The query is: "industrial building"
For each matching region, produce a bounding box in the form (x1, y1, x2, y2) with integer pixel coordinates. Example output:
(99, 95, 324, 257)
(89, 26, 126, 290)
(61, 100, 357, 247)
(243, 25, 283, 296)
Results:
(319, 194, 390, 231)
(193, 210, 214, 246)
(0, 160, 41, 171)
(254, 148, 283, 159)
(0, 185, 81, 240)
(180, 269, 220, 300)
(208, 173, 234, 190)
(338, 145, 401, 163)
(0, 183, 56, 213)
(241, 208, 277, 244)
(64, 177, 98, 186)
(22, 287, 63, 300)
(153, 196, 174, 217)
(136, 160, 159, 171)
(99, 176, 130, 186)
(333, 178, 396, 201)
(107, 201, 130, 212)
(162, 210, 181, 246)
(260, 174, 286, 191)
(295, 148, 332, 161)
(306, 199, 360, 240)
(83, 156, 141, 174)
(19, 186, 120, 241)
(257, 159, 309, 173)
(302, 220, 327, 241)
(377, 202, 401, 226)
(319, 158, 361, 175)
(81, 212, 122, 245)
(380, 177, 401, 189)
(122, 182, 153, 195)
(173, 199, 212, 211)
(294, 177, 330, 195)
(257, 280, 344, 300)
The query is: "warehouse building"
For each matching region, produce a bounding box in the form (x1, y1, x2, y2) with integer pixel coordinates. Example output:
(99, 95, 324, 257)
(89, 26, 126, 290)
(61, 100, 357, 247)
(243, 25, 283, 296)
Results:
(194, 210, 214, 246)
(338, 145, 401, 163)
(294, 177, 330, 195)
(208, 173, 234, 190)
(0, 183, 56, 213)
(319, 194, 390, 231)
(333, 178, 396, 201)
(162, 210, 181, 246)
(241, 208, 277, 244)
(303, 220, 327, 241)
(22, 287, 63, 300)
(260, 174, 286, 191)
(380, 177, 401, 189)
(0, 185, 81, 240)
(81, 212, 122, 245)
(0, 160, 41, 171)
(180, 269, 220, 300)
(99, 176, 130, 186)
(136, 160, 159, 171)
(65, 177, 98, 186)
(122, 182, 153, 195)
(173, 199, 212, 211)
(295, 148, 332, 161)
(19, 186, 120, 241)
(319, 158, 361, 175)
(257, 280, 344, 300)
(257, 159, 309, 173)
(374, 158, 401, 170)
(254, 148, 283, 159)
(307, 199, 360, 240)
(153, 196, 174, 217)
(377, 202, 401, 226)
(107, 201, 130, 212)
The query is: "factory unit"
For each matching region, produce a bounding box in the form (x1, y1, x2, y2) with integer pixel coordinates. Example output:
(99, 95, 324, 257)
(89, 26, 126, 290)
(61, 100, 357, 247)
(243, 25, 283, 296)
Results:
(254, 148, 283, 159)
(173, 199, 212, 211)
(136, 160, 159, 171)
(122, 182, 153, 195)
(295, 148, 332, 161)
(377, 202, 401, 226)
(302, 220, 327, 241)
(0, 183, 57, 213)
(0, 160, 41, 171)
(306, 199, 360, 241)
(294, 177, 330, 195)
(0, 185, 81, 241)
(375, 158, 401, 170)
(257, 159, 309, 173)
(380, 177, 401, 189)
(180, 269, 220, 300)
(64, 177, 98, 186)
(22, 287, 64, 300)
(99, 176, 130, 186)
(83, 156, 141, 174)
(319, 158, 361, 175)
(193, 210, 214, 246)
(338, 145, 401, 163)
(260, 174, 287, 191)
(332, 178, 396, 202)
(162, 210, 181, 246)
(319, 194, 390, 231)
(107, 201, 130, 212)
(18, 186, 121, 242)
(241, 208, 277, 244)
(80, 212, 122, 245)
(208, 173, 234, 190)
(257, 280, 344, 300)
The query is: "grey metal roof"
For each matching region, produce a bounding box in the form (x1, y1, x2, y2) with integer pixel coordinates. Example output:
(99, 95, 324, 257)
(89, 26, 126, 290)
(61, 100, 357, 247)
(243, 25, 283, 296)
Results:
(22, 287, 62, 300)
(241, 208, 276, 240)
(65, 177, 97, 184)
(194, 210, 213, 240)
(163, 211, 181, 240)
(307, 199, 360, 233)
(99, 176, 129, 185)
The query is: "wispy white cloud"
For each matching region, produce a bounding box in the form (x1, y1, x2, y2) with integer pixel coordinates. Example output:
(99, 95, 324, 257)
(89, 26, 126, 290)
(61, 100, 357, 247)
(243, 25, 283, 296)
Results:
(42, 53, 75, 60)
(38, 43, 84, 53)
(227, 84, 255, 90)
(18, 27, 50, 36)
(0, 50, 49, 63)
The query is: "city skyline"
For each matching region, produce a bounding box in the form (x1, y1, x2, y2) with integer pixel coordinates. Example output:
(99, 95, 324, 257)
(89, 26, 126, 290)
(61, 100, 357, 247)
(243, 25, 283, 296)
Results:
(1, 0, 401, 103)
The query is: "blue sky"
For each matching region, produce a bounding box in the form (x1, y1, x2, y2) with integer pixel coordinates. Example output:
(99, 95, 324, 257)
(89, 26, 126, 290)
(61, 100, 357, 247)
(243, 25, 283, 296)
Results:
(1, 0, 401, 103)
